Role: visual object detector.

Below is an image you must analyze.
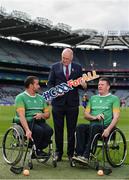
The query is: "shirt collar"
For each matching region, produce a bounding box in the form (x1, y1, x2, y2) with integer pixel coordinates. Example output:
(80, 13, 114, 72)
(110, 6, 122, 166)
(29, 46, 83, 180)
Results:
(98, 93, 111, 97)
(24, 90, 36, 97)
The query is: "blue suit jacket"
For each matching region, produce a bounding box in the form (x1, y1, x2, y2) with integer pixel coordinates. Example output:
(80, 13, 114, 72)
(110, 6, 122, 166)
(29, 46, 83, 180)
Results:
(47, 61, 83, 107)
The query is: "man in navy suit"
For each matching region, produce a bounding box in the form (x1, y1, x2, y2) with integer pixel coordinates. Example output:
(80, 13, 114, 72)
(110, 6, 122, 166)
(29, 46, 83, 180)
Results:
(47, 48, 87, 161)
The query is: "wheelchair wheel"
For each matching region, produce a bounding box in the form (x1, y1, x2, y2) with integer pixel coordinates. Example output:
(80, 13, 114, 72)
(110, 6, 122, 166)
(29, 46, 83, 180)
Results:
(105, 128, 127, 167)
(90, 133, 102, 157)
(2, 126, 24, 165)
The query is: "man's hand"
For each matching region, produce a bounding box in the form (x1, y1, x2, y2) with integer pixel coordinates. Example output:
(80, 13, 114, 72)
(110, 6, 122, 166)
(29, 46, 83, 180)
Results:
(26, 129, 32, 140)
(33, 113, 43, 120)
(80, 79, 87, 89)
(95, 113, 104, 121)
(102, 128, 110, 137)
(57, 93, 64, 97)
(33, 112, 50, 120)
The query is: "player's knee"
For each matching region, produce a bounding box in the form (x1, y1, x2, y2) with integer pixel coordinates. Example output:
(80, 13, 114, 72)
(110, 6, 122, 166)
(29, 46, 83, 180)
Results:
(45, 127, 53, 137)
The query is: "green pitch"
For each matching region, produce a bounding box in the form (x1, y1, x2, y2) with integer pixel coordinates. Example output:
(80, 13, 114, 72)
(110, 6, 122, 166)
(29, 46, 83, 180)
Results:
(0, 106, 129, 179)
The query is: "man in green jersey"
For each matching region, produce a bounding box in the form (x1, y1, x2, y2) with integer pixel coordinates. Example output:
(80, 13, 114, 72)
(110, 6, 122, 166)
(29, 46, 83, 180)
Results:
(14, 76, 53, 157)
(72, 77, 120, 164)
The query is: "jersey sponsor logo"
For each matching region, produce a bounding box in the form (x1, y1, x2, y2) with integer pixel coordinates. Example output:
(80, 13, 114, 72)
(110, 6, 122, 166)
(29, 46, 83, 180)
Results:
(92, 106, 109, 109)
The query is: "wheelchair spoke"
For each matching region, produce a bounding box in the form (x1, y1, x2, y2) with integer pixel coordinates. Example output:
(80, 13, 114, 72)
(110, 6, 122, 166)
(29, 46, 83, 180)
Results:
(2, 124, 56, 169)
(106, 128, 127, 167)
(2, 127, 24, 165)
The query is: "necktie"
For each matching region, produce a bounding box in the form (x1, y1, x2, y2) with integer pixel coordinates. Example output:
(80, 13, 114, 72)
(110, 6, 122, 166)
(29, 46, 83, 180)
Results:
(65, 65, 69, 80)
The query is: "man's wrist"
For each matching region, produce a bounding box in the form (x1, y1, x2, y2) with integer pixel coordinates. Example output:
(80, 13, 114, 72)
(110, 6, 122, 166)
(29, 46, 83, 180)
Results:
(91, 116, 97, 121)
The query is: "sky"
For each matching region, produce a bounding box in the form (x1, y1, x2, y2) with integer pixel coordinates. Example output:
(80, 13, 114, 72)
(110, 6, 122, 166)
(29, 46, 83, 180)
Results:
(0, 0, 129, 32)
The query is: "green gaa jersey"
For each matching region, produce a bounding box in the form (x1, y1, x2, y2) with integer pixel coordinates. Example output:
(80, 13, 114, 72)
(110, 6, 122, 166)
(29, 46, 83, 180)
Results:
(14, 91, 48, 123)
(85, 93, 120, 126)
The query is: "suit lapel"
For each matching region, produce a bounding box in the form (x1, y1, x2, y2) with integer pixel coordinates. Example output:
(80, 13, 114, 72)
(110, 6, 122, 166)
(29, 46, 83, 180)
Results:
(60, 62, 66, 80)
(69, 63, 74, 79)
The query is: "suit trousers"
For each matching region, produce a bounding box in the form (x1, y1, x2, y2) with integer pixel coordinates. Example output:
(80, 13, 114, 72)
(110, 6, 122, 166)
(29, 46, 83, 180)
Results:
(52, 106, 79, 157)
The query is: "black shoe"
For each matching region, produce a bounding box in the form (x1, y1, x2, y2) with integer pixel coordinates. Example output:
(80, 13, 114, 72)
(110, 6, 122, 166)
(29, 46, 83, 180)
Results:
(57, 156, 62, 162)
(68, 156, 72, 161)
(31, 150, 49, 159)
(55, 152, 62, 162)
(36, 149, 49, 158)
(77, 156, 89, 164)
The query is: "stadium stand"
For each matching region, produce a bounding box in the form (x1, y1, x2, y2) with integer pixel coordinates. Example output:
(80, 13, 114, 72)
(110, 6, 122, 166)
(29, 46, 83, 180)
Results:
(75, 49, 129, 70)
(0, 36, 129, 105)
(0, 8, 129, 105)
(0, 84, 23, 105)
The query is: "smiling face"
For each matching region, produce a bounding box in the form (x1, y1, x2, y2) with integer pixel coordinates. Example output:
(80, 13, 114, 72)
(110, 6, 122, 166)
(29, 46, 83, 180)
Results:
(61, 48, 73, 66)
(98, 80, 110, 96)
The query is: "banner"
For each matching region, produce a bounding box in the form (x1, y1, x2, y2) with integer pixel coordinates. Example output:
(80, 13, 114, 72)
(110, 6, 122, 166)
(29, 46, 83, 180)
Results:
(43, 70, 99, 101)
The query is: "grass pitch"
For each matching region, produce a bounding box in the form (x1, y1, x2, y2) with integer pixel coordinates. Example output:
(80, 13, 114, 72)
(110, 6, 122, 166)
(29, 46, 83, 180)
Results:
(0, 106, 129, 179)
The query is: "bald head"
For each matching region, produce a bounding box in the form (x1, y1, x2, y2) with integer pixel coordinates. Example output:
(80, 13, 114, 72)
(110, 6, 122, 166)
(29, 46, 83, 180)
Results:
(61, 48, 73, 66)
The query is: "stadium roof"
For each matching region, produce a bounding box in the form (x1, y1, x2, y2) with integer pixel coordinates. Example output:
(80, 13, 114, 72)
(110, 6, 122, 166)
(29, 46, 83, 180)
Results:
(0, 9, 129, 49)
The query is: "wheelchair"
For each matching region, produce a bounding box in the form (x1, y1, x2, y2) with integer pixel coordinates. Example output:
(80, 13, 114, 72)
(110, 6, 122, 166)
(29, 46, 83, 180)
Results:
(2, 123, 57, 173)
(71, 127, 127, 170)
